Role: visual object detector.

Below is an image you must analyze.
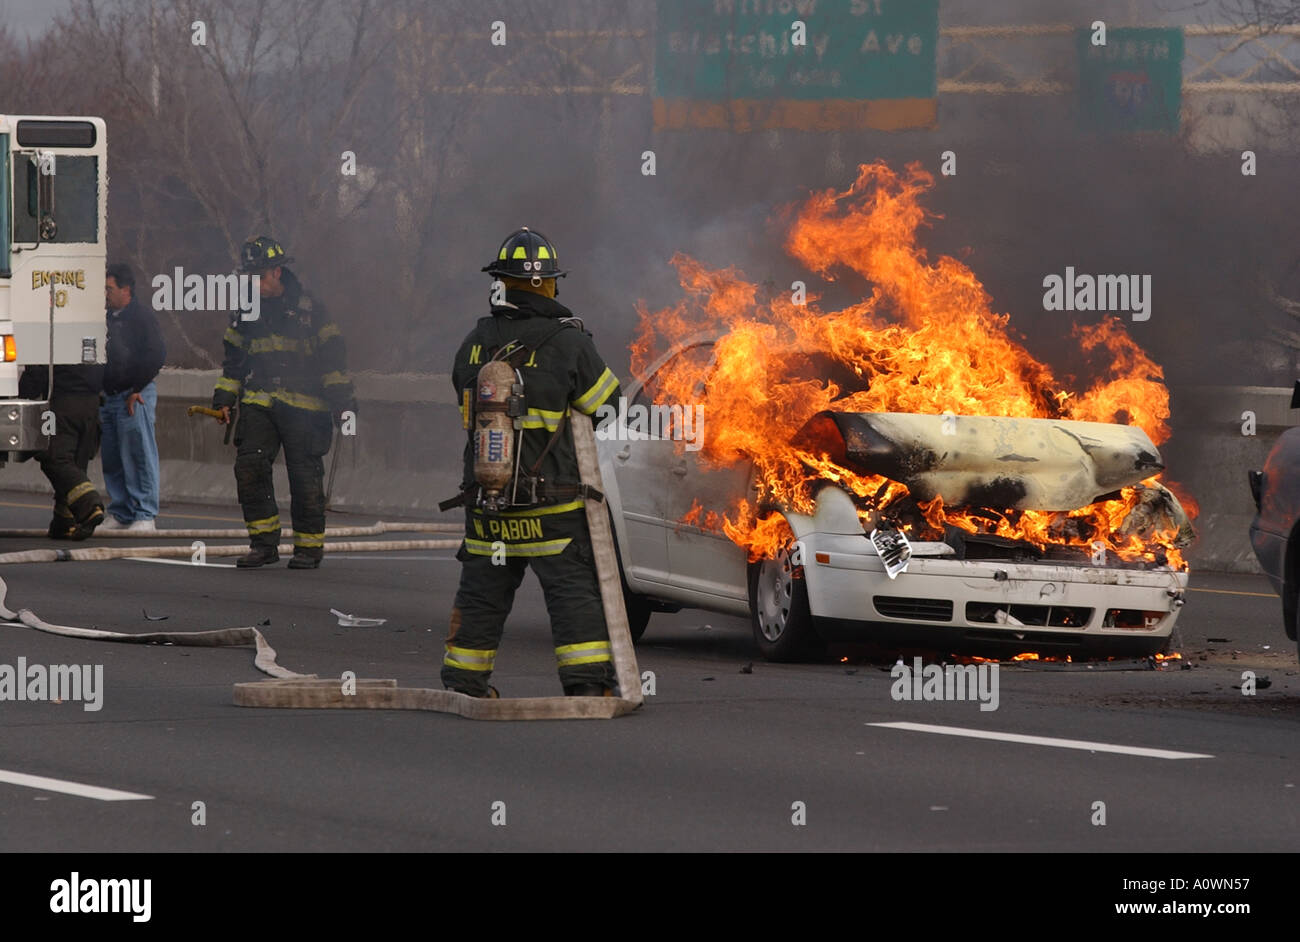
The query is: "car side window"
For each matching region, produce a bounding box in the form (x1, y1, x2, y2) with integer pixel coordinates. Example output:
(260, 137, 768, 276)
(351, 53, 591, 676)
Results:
(630, 342, 714, 442)
(626, 374, 666, 441)
(633, 374, 656, 412)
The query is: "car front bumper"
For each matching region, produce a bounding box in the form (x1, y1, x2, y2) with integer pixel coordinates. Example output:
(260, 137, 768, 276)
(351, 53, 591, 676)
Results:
(799, 530, 1188, 656)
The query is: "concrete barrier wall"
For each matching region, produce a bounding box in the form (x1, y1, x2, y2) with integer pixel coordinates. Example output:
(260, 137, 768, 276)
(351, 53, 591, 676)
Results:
(2, 371, 1289, 573)
(2, 368, 467, 521)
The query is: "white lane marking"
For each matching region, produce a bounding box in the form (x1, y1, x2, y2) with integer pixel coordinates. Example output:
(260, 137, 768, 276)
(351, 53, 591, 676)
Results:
(0, 769, 154, 801)
(867, 722, 1213, 759)
(127, 557, 235, 569)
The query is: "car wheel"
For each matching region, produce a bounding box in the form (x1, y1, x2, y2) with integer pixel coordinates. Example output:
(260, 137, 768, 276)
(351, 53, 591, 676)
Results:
(1292, 588, 1300, 664)
(622, 586, 651, 643)
(748, 538, 823, 662)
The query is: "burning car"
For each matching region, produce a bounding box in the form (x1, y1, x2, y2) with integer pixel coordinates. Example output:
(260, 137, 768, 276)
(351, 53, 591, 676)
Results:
(598, 162, 1194, 662)
(599, 338, 1192, 661)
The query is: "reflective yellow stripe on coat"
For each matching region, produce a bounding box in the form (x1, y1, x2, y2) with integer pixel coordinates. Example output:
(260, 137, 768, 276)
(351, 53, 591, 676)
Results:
(519, 406, 566, 431)
(463, 537, 572, 558)
(573, 367, 618, 415)
(240, 389, 330, 412)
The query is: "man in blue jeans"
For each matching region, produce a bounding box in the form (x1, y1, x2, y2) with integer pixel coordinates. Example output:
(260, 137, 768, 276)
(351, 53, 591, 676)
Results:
(99, 263, 166, 531)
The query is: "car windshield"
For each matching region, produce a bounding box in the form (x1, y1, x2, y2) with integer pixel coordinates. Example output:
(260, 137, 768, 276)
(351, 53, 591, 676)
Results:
(643, 342, 868, 411)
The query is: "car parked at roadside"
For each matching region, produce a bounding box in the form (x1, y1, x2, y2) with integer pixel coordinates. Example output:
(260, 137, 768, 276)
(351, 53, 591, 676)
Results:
(1249, 423, 1300, 661)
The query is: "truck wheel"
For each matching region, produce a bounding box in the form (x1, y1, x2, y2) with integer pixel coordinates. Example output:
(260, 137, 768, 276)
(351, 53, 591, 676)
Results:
(748, 538, 823, 662)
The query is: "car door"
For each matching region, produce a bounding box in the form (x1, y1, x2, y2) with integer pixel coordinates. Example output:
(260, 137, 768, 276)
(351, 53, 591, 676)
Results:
(656, 345, 750, 604)
(602, 372, 674, 589)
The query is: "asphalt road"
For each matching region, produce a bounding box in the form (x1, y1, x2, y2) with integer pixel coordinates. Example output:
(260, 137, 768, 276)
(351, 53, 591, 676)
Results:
(0, 491, 1296, 853)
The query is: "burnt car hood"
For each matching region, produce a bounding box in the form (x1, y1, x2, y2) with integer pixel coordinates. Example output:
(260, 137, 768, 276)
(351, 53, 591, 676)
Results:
(793, 411, 1164, 512)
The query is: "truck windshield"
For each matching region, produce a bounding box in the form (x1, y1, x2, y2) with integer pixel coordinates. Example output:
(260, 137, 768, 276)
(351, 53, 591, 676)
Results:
(13, 153, 98, 244)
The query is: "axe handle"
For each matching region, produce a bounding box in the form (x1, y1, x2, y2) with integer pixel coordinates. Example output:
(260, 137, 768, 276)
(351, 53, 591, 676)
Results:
(186, 405, 236, 444)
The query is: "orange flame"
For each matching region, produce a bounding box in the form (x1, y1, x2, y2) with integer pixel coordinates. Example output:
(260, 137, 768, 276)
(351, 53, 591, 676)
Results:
(632, 162, 1191, 568)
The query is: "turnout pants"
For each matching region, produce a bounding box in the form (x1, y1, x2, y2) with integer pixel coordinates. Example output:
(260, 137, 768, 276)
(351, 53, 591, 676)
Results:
(38, 393, 103, 530)
(442, 507, 615, 696)
(233, 401, 333, 555)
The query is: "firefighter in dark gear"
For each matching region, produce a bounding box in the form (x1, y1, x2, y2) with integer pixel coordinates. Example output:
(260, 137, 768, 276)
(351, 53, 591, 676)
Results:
(212, 236, 356, 569)
(442, 227, 621, 698)
(20, 364, 106, 540)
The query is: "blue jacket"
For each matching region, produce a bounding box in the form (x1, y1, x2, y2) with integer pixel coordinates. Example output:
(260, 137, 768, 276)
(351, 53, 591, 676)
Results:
(104, 296, 166, 395)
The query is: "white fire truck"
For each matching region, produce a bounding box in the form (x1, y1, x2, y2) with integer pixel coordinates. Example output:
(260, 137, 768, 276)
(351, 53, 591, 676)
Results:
(0, 115, 108, 465)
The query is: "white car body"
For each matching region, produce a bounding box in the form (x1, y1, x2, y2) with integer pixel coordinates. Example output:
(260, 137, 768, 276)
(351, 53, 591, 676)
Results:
(597, 338, 1189, 660)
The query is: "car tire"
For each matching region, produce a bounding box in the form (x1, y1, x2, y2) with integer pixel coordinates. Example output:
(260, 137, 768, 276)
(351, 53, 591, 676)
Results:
(748, 538, 824, 662)
(1291, 588, 1300, 664)
(622, 586, 651, 643)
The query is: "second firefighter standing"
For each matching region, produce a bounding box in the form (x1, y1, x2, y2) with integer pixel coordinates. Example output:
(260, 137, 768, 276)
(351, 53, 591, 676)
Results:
(212, 236, 356, 569)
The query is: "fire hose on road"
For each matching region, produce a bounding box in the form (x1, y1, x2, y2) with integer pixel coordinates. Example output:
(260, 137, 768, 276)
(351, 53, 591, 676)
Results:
(0, 574, 307, 679)
(0, 521, 463, 540)
(0, 419, 644, 719)
(0, 539, 461, 565)
(0, 518, 463, 564)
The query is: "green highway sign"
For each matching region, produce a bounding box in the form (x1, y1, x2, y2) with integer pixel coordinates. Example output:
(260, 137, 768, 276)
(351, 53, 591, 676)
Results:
(1077, 27, 1184, 132)
(654, 0, 939, 131)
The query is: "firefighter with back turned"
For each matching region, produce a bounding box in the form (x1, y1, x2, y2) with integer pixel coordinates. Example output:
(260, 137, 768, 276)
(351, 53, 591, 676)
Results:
(440, 227, 621, 697)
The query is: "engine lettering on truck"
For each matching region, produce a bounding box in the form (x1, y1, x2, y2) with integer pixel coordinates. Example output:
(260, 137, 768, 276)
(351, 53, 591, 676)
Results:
(31, 270, 87, 290)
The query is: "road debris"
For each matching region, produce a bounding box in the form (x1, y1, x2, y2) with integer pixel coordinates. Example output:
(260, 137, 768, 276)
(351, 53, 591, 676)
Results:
(330, 608, 387, 627)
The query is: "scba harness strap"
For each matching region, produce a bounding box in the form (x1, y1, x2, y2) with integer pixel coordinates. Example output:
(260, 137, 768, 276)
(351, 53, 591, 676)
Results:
(439, 480, 603, 513)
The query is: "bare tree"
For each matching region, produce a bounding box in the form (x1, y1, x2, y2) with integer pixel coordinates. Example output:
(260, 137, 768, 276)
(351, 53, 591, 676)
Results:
(5, 0, 656, 369)
(1201, 0, 1300, 30)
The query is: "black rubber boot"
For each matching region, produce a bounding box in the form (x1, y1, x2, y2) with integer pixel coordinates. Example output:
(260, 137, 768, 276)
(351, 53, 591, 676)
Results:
(564, 683, 613, 697)
(236, 545, 281, 568)
(70, 506, 105, 541)
(47, 517, 76, 540)
(287, 550, 322, 570)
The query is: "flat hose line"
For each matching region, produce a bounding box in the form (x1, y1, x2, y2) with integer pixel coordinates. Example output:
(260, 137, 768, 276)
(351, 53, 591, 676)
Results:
(0, 572, 307, 680)
(0, 539, 461, 565)
(0, 436, 645, 719)
(0, 521, 463, 539)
